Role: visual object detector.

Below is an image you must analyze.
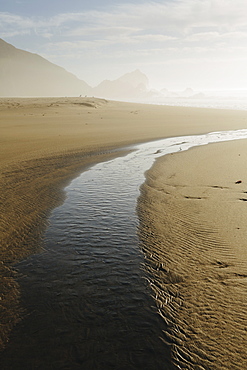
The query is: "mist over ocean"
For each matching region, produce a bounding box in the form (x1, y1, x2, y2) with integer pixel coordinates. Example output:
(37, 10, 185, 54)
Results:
(151, 92, 247, 111)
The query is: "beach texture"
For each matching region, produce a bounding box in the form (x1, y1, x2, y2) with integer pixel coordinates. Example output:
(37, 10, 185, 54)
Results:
(138, 140, 247, 369)
(1, 97, 247, 362)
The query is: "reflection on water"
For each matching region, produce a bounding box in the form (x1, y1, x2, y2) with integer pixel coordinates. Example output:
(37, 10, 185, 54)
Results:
(2, 130, 247, 369)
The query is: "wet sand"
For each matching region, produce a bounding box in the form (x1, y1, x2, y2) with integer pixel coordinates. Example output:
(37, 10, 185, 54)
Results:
(1, 97, 247, 356)
(138, 140, 247, 369)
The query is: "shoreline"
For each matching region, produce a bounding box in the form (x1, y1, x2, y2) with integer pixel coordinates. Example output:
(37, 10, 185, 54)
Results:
(1, 97, 247, 353)
(138, 140, 247, 369)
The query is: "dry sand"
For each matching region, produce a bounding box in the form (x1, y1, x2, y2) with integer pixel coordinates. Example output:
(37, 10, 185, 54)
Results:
(1, 97, 247, 361)
(138, 140, 247, 369)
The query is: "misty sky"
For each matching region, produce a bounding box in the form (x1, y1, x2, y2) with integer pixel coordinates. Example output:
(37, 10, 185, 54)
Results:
(1, 0, 247, 91)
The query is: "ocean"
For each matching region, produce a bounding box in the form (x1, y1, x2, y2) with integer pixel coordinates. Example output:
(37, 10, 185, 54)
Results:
(146, 91, 247, 111)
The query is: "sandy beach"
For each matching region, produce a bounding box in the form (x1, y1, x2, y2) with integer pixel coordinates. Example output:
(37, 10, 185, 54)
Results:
(1, 97, 247, 366)
(138, 140, 247, 369)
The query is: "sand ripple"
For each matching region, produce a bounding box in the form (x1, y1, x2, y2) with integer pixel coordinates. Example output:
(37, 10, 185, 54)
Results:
(137, 157, 247, 370)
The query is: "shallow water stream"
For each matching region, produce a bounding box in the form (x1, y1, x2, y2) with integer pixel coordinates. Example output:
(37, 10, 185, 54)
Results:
(2, 130, 247, 369)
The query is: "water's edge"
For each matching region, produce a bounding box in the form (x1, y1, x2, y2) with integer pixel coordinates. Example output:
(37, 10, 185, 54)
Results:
(2, 130, 247, 369)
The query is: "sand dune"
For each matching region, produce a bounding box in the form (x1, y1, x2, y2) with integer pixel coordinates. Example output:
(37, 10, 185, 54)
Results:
(1, 97, 247, 363)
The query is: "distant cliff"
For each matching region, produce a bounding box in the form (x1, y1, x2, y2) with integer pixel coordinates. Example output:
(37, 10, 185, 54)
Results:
(93, 69, 151, 100)
(0, 39, 92, 97)
(1, 39, 200, 101)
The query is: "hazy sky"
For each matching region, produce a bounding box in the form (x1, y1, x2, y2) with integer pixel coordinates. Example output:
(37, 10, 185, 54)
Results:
(1, 0, 247, 91)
